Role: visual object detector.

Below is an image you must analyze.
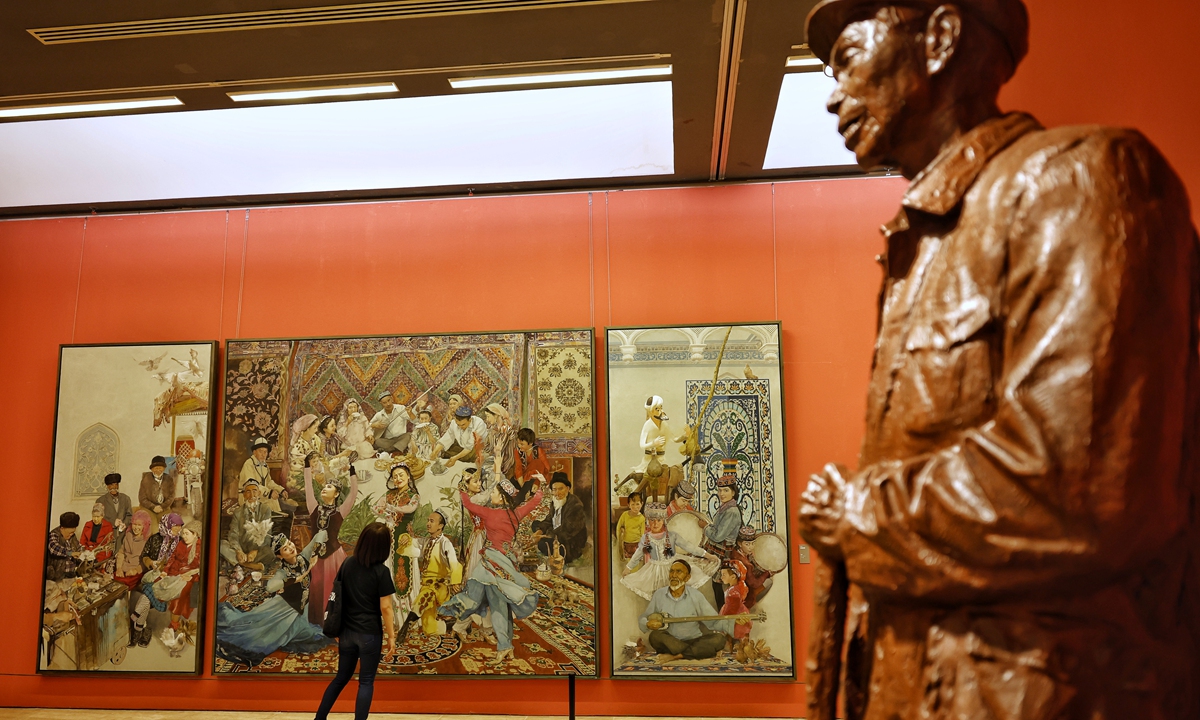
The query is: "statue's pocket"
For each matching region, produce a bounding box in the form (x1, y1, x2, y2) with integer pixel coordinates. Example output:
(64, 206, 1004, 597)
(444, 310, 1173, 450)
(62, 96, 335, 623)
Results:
(893, 314, 994, 435)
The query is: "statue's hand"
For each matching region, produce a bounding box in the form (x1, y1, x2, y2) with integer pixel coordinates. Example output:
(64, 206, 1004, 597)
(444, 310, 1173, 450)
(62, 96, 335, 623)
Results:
(798, 463, 847, 558)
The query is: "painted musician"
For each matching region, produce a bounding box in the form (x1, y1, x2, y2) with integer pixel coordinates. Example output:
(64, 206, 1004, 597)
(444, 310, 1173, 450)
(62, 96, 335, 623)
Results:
(700, 459, 743, 603)
(639, 559, 733, 662)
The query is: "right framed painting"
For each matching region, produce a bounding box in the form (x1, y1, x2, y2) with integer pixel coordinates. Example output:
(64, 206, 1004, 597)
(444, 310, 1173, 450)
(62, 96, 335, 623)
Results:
(605, 322, 795, 679)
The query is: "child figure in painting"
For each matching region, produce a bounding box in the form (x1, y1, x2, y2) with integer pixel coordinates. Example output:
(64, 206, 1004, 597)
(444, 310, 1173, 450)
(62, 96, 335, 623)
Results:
(337, 398, 376, 461)
(411, 408, 439, 461)
(615, 491, 646, 560)
(666, 479, 696, 517)
(621, 502, 719, 600)
(718, 559, 752, 640)
(304, 453, 359, 625)
(413, 510, 462, 635)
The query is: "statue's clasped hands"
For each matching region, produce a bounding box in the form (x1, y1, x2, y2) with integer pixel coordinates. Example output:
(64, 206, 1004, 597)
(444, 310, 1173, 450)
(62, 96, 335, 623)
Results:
(798, 463, 848, 558)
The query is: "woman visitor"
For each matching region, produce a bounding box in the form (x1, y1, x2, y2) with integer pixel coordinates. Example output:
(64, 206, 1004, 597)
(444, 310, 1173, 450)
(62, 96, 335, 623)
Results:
(314, 521, 396, 720)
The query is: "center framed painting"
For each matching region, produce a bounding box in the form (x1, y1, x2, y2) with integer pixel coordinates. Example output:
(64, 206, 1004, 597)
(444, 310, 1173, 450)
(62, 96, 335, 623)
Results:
(213, 329, 597, 677)
(605, 322, 795, 679)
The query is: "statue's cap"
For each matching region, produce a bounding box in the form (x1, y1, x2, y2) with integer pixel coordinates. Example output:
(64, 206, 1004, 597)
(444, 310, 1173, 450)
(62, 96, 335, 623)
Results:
(806, 0, 1028, 73)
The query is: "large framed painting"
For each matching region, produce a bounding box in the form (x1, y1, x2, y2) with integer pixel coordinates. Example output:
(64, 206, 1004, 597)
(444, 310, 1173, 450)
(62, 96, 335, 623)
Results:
(213, 330, 597, 677)
(39, 341, 217, 674)
(605, 323, 795, 679)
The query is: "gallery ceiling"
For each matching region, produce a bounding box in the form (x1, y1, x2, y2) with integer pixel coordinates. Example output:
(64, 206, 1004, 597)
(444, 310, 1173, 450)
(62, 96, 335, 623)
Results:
(0, 0, 862, 215)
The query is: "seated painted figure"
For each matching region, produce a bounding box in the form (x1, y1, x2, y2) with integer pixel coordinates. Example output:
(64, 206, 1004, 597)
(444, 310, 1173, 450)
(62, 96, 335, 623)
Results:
(214, 530, 333, 666)
(638, 560, 732, 662)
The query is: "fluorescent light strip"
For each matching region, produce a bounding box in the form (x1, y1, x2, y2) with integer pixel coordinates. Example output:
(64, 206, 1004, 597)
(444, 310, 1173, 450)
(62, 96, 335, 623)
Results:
(786, 56, 824, 69)
(450, 65, 671, 89)
(0, 96, 182, 119)
(229, 82, 399, 102)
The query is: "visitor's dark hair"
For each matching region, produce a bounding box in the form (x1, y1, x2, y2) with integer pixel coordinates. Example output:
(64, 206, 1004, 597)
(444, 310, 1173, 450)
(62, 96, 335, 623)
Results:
(316, 415, 335, 435)
(517, 427, 536, 444)
(354, 522, 392, 567)
(60, 511, 80, 529)
(627, 491, 643, 503)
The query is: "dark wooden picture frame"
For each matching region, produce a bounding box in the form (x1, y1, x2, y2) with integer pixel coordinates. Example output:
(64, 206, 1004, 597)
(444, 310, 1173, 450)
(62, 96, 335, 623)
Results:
(38, 341, 219, 675)
(212, 329, 599, 678)
(604, 322, 797, 680)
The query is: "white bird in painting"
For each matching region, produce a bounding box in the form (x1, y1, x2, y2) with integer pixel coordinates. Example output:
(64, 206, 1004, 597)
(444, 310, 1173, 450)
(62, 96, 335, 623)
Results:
(188, 420, 206, 446)
(136, 351, 169, 372)
(243, 518, 274, 547)
(160, 628, 188, 657)
(151, 371, 179, 385)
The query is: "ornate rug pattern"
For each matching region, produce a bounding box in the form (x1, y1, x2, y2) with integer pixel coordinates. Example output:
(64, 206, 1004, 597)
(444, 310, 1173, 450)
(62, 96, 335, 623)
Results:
(212, 574, 595, 676)
(685, 378, 776, 532)
(290, 335, 525, 427)
(615, 653, 791, 676)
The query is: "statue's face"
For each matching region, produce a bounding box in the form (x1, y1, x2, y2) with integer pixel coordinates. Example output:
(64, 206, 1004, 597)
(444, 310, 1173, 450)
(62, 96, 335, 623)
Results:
(827, 12, 929, 170)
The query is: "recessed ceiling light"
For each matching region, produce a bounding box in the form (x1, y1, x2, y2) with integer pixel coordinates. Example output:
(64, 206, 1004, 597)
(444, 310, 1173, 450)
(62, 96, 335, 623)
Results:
(0, 96, 182, 119)
(785, 56, 825, 70)
(449, 65, 672, 90)
(228, 83, 399, 102)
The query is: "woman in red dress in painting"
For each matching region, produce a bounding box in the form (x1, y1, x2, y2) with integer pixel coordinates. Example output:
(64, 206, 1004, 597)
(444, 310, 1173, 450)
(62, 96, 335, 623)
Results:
(164, 520, 203, 627)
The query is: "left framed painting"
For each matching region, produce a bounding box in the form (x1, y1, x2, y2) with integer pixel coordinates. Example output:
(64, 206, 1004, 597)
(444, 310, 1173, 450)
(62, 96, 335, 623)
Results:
(39, 342, 218, 674)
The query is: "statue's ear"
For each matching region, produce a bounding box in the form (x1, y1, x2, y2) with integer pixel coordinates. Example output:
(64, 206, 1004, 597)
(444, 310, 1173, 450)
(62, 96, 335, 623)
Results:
(925, 5, 963, 76)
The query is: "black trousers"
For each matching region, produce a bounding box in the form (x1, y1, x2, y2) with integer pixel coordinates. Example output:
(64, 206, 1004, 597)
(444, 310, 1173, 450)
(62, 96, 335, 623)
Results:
(315, 630, 382, 720)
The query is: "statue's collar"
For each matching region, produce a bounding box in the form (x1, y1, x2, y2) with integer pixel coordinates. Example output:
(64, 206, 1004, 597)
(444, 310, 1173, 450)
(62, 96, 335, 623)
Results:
(898, 112, 1042, 219)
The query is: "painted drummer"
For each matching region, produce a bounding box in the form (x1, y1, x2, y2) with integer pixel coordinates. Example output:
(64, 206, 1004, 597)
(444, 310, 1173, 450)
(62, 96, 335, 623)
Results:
(699, 458, 744, 603)
(666, 478, 696, 517)
(621, 502, 719, 600)
(731, 525, 776, 609)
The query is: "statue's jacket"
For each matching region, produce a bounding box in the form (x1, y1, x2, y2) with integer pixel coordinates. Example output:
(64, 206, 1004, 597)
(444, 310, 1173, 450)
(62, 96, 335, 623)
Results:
(838, 112, 1200, 719)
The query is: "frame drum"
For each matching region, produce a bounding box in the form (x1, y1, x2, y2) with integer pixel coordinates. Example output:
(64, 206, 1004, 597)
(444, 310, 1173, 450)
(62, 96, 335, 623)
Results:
(666, 510, 706, 548)
(752, 532, 789, 573)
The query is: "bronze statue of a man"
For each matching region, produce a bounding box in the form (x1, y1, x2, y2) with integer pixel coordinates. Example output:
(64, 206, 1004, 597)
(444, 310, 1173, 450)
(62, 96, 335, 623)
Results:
(797, 1, 1200, 719)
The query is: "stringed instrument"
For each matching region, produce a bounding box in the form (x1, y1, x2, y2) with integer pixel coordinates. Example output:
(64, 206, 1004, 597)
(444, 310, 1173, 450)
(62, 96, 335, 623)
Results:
(647, 609, 766, 626)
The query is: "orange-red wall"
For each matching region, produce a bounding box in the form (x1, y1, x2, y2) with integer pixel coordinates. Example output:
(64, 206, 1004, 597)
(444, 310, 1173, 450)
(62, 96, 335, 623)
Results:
(1003, 0, 1200, 204)
(1, 179, 904, 715)
(3, 0, 1199, 714)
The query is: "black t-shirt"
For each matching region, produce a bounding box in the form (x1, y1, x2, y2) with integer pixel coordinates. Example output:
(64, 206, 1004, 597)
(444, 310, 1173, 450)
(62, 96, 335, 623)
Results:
(339, 555, 395, 636)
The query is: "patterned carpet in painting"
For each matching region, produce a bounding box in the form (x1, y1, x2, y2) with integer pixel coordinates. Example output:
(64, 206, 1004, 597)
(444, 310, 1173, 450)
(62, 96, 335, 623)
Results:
(213, 574, 595, 677)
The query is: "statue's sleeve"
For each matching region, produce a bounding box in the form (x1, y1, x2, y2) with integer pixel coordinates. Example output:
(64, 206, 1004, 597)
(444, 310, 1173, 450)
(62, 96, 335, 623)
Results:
(834, 130, 1198, 603)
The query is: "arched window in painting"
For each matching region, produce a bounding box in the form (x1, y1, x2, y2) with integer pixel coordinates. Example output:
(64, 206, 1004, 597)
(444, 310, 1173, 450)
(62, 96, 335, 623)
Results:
(74, 423, 119, 500)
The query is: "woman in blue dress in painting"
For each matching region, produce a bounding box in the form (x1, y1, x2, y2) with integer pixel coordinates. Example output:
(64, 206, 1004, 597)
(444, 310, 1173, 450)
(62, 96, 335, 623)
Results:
(215, 529, 333, 666)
